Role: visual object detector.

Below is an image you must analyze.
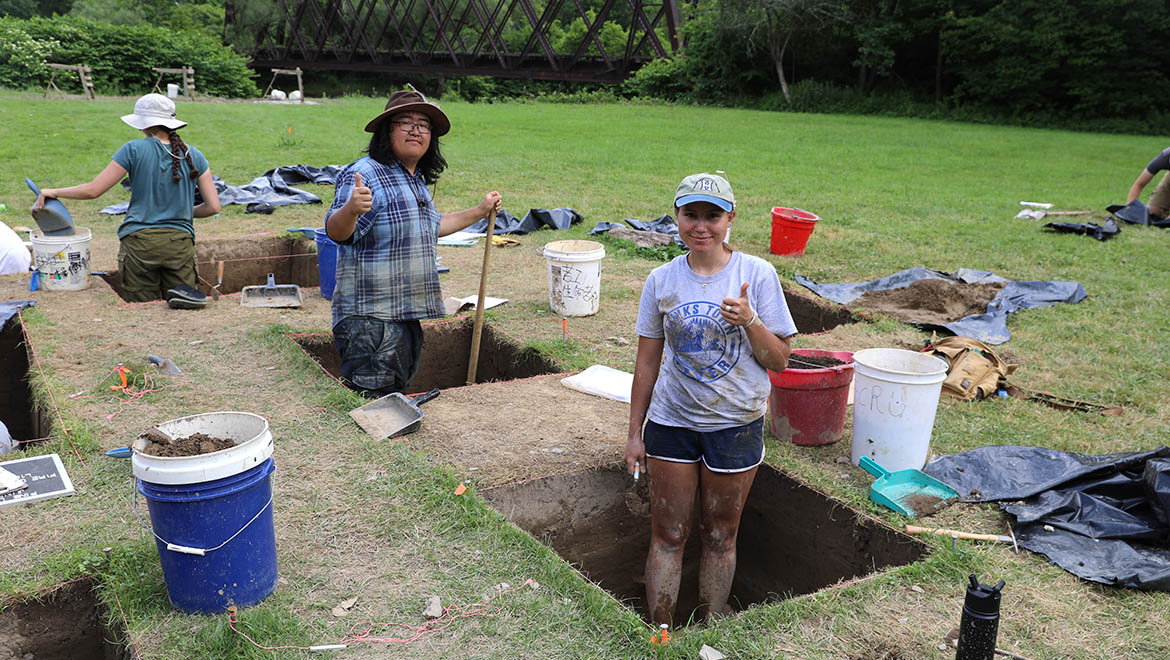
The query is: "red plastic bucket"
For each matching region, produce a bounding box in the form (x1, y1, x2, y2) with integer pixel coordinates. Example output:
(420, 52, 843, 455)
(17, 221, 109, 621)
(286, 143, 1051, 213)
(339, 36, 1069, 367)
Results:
(770, 207, 820, 256)
(767, 349, 854, 446)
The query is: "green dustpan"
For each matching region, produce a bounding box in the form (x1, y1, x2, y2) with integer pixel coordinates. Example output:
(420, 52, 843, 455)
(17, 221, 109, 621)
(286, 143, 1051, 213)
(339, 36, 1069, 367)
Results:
(858, 456, 959, 518)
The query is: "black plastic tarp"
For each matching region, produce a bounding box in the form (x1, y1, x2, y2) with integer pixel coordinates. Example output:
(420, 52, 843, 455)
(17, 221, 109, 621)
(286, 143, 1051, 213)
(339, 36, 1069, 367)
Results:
(466, 208, 581, 235)
(794, 267, 1088, 344)
(0, 301, 35, 328)
(1043, 218, 1120, 241)
(923, 446, 1170, 590)
(1106, 200, 1170, 229)
(99, 165, 342, 215)
(589, 215, 687, 248)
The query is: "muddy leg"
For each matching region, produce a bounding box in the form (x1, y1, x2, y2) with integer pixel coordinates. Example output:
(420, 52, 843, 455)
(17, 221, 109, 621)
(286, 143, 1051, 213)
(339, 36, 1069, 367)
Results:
(697, 465, 757, 621)
(645, 458, 699, 626)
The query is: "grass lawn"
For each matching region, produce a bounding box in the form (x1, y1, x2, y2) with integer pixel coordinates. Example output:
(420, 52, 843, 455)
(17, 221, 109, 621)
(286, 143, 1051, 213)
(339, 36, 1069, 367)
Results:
(0, 90, 1168, 659)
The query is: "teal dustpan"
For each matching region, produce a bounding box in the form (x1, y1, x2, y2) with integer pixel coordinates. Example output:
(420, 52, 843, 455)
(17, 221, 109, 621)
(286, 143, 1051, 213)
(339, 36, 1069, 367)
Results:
(25, 177, 75, 236)
(858, 456, 959, 518)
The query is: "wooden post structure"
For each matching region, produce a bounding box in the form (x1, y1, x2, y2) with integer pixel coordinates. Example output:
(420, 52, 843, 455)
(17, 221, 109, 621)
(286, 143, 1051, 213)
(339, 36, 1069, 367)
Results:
(262, 67, 305, 102)
(152, 66, 196, 98)
(44, 63, 95, 100)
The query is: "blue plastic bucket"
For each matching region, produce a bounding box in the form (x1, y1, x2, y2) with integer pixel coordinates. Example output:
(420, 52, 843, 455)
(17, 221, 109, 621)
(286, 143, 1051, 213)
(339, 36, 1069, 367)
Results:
(315, 228, 337, 299)
(137, 458, 278, 614)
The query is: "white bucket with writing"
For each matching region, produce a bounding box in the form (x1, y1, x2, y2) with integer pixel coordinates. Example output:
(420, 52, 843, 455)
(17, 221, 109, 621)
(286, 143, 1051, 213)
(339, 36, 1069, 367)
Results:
(32, 227, 91, 291)
(542, 240, 605, 317)
(850, 348, 948, 471)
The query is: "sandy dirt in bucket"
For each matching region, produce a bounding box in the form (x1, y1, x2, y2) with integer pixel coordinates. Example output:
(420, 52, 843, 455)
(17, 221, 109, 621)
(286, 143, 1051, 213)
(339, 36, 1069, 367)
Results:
(850, 279, 1006, 325)
(139, 432, 235, 457)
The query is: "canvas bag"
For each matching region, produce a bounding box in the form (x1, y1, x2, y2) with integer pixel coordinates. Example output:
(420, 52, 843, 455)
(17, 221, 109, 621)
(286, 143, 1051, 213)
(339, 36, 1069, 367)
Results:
(926, 335, 1017, 401)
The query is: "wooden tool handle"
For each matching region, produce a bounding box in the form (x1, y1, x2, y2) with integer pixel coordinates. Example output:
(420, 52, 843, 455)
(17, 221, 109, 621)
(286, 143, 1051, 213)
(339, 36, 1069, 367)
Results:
(905, 525, 1004, 542)
(465, 211, 497, 385)
(217, 260, 224, 281)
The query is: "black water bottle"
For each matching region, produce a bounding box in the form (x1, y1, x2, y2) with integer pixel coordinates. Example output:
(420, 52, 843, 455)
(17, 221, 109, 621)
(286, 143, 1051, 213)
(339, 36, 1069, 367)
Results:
(955, 574, 1004, 660)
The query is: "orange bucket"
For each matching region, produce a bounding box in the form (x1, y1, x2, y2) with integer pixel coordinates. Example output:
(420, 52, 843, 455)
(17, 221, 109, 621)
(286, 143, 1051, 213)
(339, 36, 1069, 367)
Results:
(770, 207, 820, 256)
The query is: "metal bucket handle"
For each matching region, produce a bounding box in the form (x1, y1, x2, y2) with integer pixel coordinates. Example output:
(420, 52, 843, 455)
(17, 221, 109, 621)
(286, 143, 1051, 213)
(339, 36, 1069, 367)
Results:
(131, 476, 273, 556)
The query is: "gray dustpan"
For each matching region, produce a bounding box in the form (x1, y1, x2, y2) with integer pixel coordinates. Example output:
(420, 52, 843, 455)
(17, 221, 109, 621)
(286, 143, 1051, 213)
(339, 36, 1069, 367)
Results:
(240, 272, 303, 308)
(25, 178, 75, 236)
(349, 389, 440, 439)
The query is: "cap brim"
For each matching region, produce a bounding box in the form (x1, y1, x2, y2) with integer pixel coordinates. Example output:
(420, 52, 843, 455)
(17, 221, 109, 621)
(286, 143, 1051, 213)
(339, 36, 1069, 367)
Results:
(675, 194, 733, 212)
(364, 102, 451, 136)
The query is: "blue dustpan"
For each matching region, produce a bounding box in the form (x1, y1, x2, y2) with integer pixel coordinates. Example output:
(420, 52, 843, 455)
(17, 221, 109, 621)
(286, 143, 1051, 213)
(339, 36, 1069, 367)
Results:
(26, 178, 75, 236)
(858, 456, 959, 518)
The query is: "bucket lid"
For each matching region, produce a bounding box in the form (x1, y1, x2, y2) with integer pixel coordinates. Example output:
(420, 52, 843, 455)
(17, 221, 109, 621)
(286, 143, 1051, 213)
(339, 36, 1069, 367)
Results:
(132, 411, 274, 484)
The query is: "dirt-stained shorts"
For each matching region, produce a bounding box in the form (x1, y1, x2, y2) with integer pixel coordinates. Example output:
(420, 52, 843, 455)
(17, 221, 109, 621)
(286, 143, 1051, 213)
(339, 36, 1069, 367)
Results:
(333, 316, 423, 398)
(117, 227, 197, 302)
(1149, 171, 1170, 214)
(643, 417, 765, 473)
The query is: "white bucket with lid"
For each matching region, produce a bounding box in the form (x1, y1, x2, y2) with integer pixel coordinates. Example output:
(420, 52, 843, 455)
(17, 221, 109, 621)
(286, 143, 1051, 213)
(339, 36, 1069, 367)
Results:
(543, 239, 605, 317)
(132, 411, 274, 485)
(850, 348, 948, 471)
(31, 227, 91, 291)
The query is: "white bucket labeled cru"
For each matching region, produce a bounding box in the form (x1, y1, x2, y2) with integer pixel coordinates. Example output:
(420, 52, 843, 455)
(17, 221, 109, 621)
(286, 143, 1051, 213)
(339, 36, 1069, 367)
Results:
(850, 348, 948, 471)
(32, 227, 92, 291)
(543, 240, 605, 317)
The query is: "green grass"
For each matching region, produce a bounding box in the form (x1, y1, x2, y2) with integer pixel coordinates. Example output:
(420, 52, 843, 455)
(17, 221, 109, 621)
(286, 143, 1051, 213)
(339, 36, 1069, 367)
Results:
(2, 90, 1168, 659)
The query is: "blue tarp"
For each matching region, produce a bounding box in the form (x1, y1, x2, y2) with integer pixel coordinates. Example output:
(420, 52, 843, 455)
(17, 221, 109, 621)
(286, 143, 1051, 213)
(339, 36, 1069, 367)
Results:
(589, 215, 687, 248)
(467, 208, 582, 235)
(795, 267, 1087, 344)
(0, 301, 35, 327)
(100, 165, 343, 215)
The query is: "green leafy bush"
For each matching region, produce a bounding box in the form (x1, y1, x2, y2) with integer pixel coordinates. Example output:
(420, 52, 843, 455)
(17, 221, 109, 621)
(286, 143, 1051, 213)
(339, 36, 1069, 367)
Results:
(0, 20, 56, 90)
(0, 16, 256, 97)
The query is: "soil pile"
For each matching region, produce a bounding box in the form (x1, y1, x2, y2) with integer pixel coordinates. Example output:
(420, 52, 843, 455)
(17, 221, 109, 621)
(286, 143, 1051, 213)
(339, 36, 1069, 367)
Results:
(851, 280, 1006, 325)
(141, 432, 235, 457)
(788, 354, 846, 369)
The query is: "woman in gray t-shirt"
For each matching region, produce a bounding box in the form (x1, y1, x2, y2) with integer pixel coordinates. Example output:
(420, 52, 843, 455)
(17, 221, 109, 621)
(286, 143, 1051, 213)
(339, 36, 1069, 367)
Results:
(1125, 146, 1170, 222)
(625, 173, 796, 626)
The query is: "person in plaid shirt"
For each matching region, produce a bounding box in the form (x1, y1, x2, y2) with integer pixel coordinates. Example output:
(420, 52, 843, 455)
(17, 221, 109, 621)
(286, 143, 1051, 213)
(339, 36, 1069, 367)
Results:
(326, 90, 501, 397)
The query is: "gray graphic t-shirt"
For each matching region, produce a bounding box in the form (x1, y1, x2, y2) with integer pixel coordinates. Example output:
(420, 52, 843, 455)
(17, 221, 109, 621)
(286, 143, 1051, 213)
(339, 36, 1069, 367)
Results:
(636, 251, 798, 431)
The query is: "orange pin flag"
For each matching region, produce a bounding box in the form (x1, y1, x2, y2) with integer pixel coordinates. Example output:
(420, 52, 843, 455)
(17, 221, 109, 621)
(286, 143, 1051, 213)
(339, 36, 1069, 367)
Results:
(649, 623, 670, 646)
(454, 482, 467, 496)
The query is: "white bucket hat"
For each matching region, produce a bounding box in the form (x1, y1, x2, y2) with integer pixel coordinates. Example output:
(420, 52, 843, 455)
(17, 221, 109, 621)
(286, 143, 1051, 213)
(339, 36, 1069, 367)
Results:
(121, 93, 188, 130)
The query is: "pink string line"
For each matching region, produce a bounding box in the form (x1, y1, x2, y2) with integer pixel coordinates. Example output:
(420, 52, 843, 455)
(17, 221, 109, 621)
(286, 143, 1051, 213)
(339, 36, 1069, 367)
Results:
(18, 308, 90, 477)
(227, 579, 536, 651)
(68, 365, 183, 421)
(110, 589, 144, 660)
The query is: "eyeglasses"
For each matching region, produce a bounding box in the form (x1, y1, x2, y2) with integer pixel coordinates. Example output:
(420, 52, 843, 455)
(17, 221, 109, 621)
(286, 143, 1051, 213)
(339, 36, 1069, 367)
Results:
(391, 120, 432, 135)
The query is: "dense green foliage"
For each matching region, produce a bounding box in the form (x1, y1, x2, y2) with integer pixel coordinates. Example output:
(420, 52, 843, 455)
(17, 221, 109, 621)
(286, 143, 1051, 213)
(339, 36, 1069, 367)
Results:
(0, 15, 256, 97)
(625, 0, 1170, 134)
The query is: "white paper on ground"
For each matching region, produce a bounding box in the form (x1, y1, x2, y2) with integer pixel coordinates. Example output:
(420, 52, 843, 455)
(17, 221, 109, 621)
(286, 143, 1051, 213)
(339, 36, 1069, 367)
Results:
(443, 295, 508, 316)
(438, 230, 486, 246)
(560, 365, 633, 403)
(699, 645, 727, 660)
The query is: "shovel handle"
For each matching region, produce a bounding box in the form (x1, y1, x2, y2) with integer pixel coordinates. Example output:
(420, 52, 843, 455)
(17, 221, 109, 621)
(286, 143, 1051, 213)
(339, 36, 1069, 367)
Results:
(858, 456, 889, 479)
(905, 525, 1006, 543)
(411, 389, 440, 406)
(217, 260, 224, 282)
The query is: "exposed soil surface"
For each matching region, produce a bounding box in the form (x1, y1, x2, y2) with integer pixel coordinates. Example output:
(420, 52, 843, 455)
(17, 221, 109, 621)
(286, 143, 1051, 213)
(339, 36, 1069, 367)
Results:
(0, 579, 129, 660)
(903, 494, 957, 517)
(482, 464, 928, 624)
(850, 280, 1006, 325)
(788, 354, 846, 369)
(140, 432, 235, 457)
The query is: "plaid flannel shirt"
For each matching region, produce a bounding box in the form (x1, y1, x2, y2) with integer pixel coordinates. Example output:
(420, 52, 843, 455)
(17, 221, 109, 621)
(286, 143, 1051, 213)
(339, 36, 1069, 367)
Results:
(328, 156, 443, 327)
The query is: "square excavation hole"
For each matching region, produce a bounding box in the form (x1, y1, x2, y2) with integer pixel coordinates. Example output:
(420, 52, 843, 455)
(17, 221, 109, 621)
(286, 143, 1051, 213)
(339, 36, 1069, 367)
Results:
(784, 287, 858, 334)
(0, 579, 131, 659)
(482, 464, 927, 623)
(292, 317, 565, 393)
(0, 318, 51, 449)
(98, 236, 319, 301)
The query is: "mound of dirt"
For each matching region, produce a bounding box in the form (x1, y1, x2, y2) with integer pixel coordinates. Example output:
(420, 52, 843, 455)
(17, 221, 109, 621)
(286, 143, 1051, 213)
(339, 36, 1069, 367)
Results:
(850, 280, 1006, 326)
(141, 432, 235, 457)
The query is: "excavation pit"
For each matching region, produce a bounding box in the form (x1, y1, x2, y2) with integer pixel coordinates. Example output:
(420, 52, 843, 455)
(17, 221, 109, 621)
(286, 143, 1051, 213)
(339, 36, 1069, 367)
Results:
(0, 579, 130, 660)
(97, 236, 319, 301)
(784, 288, 858, 334)
(0, 318, 50, 450)
(291, 318, 565, 393)
(482, 463, 927, 624)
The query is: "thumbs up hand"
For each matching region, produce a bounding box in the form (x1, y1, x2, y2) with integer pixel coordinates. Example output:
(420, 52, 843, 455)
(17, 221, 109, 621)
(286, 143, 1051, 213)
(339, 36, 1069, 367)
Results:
(345, 172, 372, 215)
(720, 282, 755, 326)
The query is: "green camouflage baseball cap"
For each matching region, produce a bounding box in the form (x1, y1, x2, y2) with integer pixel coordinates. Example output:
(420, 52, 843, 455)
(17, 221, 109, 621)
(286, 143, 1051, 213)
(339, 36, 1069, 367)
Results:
(674, 172, 734, 211)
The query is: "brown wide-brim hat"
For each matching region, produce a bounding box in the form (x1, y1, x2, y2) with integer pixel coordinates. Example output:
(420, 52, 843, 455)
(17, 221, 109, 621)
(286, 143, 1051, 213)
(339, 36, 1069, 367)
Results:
(364, 89, 451, 136)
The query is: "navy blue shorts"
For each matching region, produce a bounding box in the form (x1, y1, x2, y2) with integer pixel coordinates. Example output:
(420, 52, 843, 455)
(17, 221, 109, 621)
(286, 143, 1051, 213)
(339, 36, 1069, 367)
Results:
(333, 316, 423, 398)
(643, 417, 765, 473)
